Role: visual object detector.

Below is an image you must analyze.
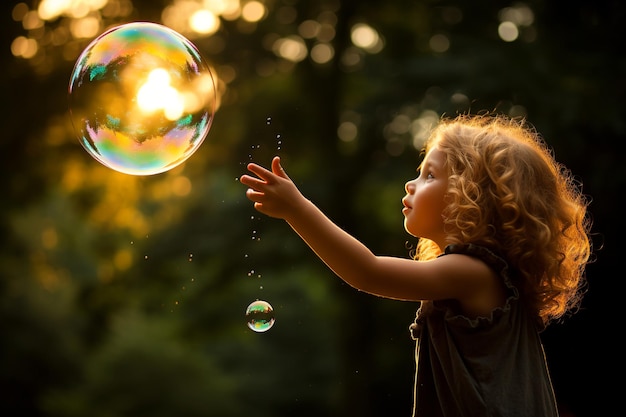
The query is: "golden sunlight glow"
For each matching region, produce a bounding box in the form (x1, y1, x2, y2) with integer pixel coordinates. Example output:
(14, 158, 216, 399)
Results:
(11, 36, 38, 58)
(203, 0, 227, 14)
(220, 0, 241, 20)
(69, 15, 101, 38)
(164, 0, 242, 35)
(136, 69, 185, 120)
(22, 10, 44, 30)
(162, 1, 200, 34)
(38, 0, 69, 20)
(190, 9, 221, 35)
(38, 0, 109, 21)
(241, 1, 266, 22)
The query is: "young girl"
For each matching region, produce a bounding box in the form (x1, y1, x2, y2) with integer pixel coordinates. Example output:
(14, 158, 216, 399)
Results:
(240, 113, 591, 416)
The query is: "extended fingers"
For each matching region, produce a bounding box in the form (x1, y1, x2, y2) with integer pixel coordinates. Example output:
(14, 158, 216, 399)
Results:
(271, 156, 291, 180)
(246, 162, 276, 182)
(245, 188, 265, 201)
(239, 174, 267, 190)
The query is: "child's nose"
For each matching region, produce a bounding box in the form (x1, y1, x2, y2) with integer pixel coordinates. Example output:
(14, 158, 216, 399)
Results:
(405, 179, 415, 193)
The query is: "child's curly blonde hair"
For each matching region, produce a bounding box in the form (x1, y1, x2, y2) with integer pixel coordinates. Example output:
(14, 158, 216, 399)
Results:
(416, 114, 592, 325)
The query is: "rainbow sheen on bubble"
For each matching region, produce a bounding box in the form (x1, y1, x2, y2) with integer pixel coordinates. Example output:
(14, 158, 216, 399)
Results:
(246, 300, 275, 333)
(68, 22, 216, 175)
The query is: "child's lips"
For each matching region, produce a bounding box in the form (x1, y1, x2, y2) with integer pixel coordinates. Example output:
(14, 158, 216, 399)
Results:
(402, 198, 412, 214)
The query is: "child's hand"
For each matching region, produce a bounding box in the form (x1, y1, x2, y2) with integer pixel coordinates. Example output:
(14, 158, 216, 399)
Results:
(240, 156, 304, 220)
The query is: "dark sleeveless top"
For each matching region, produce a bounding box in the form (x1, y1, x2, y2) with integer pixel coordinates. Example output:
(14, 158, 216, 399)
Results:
(409, 244, 559, 417)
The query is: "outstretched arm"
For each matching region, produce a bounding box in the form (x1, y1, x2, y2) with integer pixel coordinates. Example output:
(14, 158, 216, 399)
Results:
(240, 156, 385, 292)
(239, 156, 500, 306)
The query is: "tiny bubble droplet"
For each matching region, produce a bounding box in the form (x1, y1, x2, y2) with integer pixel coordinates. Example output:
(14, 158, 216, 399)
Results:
(246, 300, 275, 333)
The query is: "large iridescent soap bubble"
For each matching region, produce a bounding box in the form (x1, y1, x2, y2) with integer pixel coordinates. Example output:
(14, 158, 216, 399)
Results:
(68, 22, 216, 175)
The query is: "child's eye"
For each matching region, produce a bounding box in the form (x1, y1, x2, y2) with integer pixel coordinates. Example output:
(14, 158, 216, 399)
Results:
(426, 172, 434, 179)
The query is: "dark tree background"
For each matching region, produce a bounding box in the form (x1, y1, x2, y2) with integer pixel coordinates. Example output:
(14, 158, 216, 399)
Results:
(1, 1, 622, 416)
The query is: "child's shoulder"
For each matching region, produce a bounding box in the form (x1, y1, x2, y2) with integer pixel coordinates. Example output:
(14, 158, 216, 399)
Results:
(440, 244, 508, 273)
(436, 244, 512, 318)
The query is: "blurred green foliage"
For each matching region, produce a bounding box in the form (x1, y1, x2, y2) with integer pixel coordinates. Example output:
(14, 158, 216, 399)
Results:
(1, 1, 623, 416)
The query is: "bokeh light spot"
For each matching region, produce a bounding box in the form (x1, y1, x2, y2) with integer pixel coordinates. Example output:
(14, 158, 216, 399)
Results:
(310, 43, 334, 64)
(350, 23, 383, 53)
(272, 35, 307, 62)
(498, 21, 519, 42)
(241, 1, 266, 22)
(429, 34, 450, 53)
(190, 9, 220, 35)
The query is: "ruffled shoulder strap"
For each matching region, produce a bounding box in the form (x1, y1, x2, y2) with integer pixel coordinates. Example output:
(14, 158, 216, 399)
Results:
(409, 243, 519, 339)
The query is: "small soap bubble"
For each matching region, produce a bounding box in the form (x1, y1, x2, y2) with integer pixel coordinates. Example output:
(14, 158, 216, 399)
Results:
(68, 22, 217, 176)
(246, 300, 275, 332)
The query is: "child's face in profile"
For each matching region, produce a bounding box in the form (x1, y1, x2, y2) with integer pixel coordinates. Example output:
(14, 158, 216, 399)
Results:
(402, 146, 449, 248)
